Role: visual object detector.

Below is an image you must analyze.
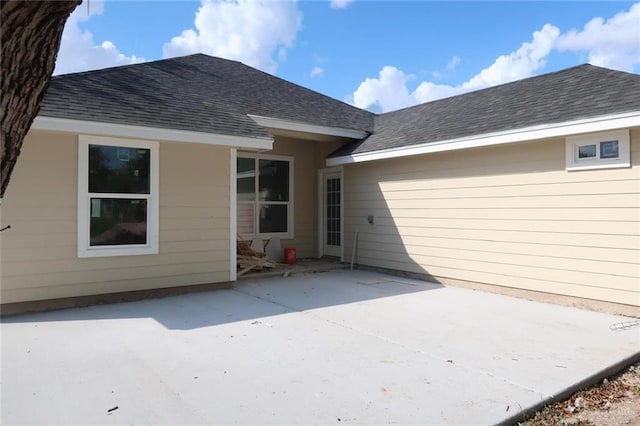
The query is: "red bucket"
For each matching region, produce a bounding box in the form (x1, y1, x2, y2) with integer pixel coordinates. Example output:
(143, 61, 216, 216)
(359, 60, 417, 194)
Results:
(283, 247, 297, 265)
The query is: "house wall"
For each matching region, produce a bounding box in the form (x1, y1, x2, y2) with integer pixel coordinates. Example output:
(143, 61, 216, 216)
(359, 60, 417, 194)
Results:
(343, 129, 640, 308)
(247, 136, 343, 258)
(1, 131, 231, 304)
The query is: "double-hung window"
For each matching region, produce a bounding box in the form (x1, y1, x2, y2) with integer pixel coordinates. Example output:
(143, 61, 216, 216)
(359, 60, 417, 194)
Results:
(237, 154, 293, 239)
(78, 136, 159, 257)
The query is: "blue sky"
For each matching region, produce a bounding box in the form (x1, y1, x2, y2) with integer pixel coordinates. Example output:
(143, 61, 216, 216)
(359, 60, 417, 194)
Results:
(56, 1, 640, 112)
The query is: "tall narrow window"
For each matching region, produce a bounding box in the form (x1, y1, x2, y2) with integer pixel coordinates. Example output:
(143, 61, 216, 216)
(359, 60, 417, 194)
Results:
(237, 154, 293, 238)
(78, 136, 159, 257)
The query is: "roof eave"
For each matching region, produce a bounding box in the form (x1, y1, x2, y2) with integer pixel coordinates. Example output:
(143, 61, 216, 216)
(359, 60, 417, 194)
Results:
(248, 114, 370, 140)
(326, 111, 640, 166)
(31, 116, 274, 151)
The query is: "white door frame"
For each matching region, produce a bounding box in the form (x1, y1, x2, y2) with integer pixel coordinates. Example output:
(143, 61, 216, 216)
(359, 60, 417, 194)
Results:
(317, 167, 344, 260)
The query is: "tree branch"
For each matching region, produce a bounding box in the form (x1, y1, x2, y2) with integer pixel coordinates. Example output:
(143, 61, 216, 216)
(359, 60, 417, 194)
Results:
(1, 0, 81, 198)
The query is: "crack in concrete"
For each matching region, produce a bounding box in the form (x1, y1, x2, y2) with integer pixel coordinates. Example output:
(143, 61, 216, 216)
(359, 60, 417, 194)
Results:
(231, 285, 553, 399)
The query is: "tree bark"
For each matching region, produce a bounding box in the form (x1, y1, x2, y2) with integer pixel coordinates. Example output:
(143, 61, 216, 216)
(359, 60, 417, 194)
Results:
(1, 0, 81, 198)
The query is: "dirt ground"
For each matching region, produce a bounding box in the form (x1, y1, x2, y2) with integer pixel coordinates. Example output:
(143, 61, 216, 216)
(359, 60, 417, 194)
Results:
(521, 361, 640, 426)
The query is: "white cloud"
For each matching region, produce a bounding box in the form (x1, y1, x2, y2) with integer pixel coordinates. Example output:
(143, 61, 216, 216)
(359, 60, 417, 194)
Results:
(446, 56, 461, 72)
(462, 23, 559, 89)
(352, 24, 559, 112)
(330, 0, 354, 9)
(352, 66, 413, 113)
(55, 0, 143, 75)
(431, 55, 461, 79)
(310, 66, 324, 78)
(351, 2, 640, 112)
(163, 0, 302, 74)
(556, 2, 640, 71)
(412, 80, 469, 105)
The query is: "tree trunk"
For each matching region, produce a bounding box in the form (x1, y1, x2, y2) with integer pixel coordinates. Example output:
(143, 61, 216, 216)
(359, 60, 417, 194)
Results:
(1, 0, 81, 198)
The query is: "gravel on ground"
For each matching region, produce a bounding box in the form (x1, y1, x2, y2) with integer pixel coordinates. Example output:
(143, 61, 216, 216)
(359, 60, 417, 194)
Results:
(521, 361, 640, 426)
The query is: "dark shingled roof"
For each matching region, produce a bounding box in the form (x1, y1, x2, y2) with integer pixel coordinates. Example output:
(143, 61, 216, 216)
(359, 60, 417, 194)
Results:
(41, 57, 639, 156)
(330, 64, 640, 158)
(40, 54, 374, 139)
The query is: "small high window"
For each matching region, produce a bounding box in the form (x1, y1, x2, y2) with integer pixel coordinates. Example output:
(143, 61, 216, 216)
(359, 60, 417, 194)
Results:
(78, 136, 159, 257)
(566, 130, 630, 171)
(599, 140, 619, 159)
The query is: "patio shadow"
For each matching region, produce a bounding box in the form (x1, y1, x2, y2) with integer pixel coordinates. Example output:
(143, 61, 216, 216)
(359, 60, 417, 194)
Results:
(1, 270, 443, 330)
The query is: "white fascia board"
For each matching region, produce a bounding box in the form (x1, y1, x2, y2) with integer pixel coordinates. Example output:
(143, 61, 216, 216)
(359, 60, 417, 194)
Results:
(248, 114, 369, 139)
(326, 111, 640, 166)
(32, 116, 273, 150)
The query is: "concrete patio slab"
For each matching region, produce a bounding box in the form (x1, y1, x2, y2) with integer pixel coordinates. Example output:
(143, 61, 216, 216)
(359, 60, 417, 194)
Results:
(2, 270, 638, 425)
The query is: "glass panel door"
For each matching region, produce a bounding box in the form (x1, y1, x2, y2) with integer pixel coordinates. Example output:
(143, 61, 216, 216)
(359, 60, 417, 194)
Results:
(323, 172, 341, 257)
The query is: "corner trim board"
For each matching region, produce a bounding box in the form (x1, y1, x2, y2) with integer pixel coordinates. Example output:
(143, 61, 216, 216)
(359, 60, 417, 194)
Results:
(230, 148, 237, 282)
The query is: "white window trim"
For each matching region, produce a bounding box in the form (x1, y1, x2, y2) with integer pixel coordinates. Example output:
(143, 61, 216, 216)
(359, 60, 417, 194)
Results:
(78, 135, 159, 258)
(565, 130, 630, 171)
(237, 152, 294, 240)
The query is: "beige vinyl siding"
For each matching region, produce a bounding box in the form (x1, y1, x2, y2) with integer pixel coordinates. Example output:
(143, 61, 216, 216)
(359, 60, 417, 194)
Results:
(247, 136, 342, 258)
(344, 129, 640, 307)
(1, 131, 231, 304)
